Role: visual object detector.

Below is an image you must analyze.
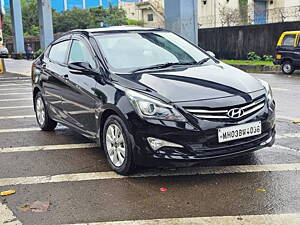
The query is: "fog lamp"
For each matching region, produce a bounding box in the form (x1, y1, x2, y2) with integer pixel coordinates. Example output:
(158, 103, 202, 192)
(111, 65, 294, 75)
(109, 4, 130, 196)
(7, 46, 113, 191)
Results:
(147, 137, 183, 151)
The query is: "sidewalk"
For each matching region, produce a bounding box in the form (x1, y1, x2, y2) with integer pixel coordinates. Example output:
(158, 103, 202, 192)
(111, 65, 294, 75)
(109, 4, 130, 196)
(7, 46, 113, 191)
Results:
(3, 58, 33, 76)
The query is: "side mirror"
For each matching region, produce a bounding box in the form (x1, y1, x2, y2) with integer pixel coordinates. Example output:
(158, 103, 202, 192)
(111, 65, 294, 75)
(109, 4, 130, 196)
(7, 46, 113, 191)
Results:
(68, 62, 92, 74)
(206, 51, 216, 58)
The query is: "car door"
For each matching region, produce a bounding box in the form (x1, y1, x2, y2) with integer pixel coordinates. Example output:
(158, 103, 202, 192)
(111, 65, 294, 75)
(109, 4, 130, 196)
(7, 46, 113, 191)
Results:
(61, 36, 98, 137)
(279, 34, 297, 61)
(294, 34, 300, 67)
(41, 38, 72, 122)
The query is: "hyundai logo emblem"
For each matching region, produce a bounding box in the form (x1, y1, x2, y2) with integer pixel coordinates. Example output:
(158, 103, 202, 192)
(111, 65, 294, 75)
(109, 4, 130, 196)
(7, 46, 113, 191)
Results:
(227, 108, 244, 119)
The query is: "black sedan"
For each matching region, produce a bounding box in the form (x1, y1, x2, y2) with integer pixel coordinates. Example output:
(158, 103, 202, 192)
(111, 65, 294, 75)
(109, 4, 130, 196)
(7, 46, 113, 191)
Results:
(32, 27, 276, 175)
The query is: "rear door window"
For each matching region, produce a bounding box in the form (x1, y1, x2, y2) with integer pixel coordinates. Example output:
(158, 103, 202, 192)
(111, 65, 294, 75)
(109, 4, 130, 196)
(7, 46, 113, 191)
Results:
(48, 40, 71, 64)
(282, 35, 296, 46)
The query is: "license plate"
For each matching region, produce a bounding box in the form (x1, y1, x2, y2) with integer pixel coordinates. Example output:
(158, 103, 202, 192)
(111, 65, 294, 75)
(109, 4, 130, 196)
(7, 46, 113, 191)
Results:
(218, 121, 262, 143)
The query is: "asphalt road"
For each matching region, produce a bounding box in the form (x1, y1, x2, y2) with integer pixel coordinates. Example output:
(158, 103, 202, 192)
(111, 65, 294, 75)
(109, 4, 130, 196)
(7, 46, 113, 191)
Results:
(0, 68, 300, 225)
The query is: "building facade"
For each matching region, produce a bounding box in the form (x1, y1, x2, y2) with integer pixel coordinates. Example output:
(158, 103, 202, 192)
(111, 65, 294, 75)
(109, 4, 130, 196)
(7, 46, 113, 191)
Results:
(120, 0, 164, 28)
(198, 0, 300, 28)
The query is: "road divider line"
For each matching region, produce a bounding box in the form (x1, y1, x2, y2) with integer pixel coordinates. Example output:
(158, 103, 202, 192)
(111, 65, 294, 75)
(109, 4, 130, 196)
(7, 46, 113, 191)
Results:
(0, 115, 35, 120)
(276, 133, 300, 139)
(0, 163, 299, 187)
(0, 202, 22, 225)
(0, 98, 32, 102)
(0, 143, 98, 153)
(0, 105, 32, 110)
(277, 115, 298, 121)
(65, 213, 300, 225)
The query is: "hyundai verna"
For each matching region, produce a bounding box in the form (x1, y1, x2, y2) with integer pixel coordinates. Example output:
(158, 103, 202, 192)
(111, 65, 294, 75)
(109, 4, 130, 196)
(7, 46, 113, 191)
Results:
(32, 27, 276, 175)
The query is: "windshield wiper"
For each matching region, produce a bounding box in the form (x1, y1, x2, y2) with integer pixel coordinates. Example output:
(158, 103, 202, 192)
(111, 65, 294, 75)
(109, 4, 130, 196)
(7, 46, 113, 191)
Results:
(132, 62, 196, 73)
(196, 57, 211, 65)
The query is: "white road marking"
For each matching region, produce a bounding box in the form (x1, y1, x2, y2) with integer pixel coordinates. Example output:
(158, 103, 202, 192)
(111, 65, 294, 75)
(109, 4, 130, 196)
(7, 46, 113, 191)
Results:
(0, 115, 35, 120)
(276, 133, 300, 139)
(0, 143, 98, 153)
(0, 88, 31, 91)
(0, 93, 31, 96)
(0, 163, 299, 187)
(273, 144, 298, 152)
(0, 105, 32, 110)
(0, 202, 22, 225)
(272, 87, 289, 91)
(0, 83, 31, 87)
(277, 115, 298, 121)
(0, 127, 40, 133)
(65, 213, 300, 225)
(0, 98, 32, 102)
(0, 80, 29, 83)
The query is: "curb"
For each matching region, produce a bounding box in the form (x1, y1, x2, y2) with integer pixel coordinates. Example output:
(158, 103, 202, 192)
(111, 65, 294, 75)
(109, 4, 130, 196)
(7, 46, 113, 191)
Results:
(229, 64, 281, 73)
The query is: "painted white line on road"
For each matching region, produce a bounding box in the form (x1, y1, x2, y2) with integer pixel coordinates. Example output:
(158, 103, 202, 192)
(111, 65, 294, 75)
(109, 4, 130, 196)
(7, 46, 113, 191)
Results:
(0, 115, 35, 120)
(66, 213, 300, 225)
(0, 77, 30, 80)
(0, 98, 32, 102)
(0, 105, 32, 110)
(0, 143, 98, 153)
(0, 202, 22, 225)
(272, 87, 289, 91)
(273, 144, 298, 152)
(0, 88, 31, 91)
(277, 115, 298, 121)
(0, 93, 31, 96)
(0, 127, 40, 133)
(0, 163, 299, 187)
(0, 127, 69, 133)
(0, 80, 29, 83)
(277, 133, 300, 139)
(0, 83, 31, 87)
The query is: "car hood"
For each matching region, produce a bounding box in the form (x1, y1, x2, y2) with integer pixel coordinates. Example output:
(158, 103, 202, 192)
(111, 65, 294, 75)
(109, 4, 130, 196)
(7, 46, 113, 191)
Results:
(114, 63, 264, 103)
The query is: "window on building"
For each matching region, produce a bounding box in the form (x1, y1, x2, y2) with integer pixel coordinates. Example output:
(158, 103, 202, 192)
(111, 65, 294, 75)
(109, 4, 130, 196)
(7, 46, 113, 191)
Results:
(48, 40, 71, 64)
(147, 14, 154, 22)
(282, 35, 296, 46)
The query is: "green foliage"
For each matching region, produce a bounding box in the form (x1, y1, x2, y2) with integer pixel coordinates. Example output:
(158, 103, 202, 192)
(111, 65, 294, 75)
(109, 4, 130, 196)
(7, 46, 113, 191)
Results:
(239, 0, 248, 5)
(126, 19, 144, 26)
(262, 55, 274, 61)
(247, 52, 262, 61)
(34, 49, 44, 59)
(3, 2, 129, 39)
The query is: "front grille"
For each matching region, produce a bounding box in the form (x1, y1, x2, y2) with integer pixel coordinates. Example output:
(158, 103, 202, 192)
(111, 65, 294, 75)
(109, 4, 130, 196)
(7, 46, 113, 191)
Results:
(184, 97, 265, 120)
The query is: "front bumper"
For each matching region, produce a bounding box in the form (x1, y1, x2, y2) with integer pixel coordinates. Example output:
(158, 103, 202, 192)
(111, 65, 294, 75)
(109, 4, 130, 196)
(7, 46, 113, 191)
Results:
(128, 100, 276, 168)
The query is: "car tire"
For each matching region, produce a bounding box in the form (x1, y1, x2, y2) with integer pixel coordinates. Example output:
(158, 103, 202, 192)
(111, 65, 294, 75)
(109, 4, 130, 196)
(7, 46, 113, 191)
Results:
(102, 115, 135, 175)
(282, 61, 295, 75)
(34, 92, 57, 131)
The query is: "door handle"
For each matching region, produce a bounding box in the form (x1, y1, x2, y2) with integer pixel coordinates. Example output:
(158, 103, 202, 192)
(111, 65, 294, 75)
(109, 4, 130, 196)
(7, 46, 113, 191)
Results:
(42, 64, 46, 69)
(64, 74, 69, 80)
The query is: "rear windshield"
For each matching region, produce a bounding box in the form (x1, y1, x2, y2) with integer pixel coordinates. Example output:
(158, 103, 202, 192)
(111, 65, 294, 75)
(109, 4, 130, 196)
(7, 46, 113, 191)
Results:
(95, 31, 210, 73)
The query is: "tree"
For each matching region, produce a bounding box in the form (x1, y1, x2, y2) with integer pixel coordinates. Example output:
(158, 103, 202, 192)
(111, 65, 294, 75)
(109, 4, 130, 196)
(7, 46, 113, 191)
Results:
(218, 4, 241, 27)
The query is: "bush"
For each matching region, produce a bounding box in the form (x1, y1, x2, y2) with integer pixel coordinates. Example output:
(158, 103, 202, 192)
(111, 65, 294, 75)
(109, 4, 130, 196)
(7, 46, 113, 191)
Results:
(126, 19, 144, 26)
(262, 55, 273, 61)
(247, 52, 261, 61)
(34, 49, 44, 59)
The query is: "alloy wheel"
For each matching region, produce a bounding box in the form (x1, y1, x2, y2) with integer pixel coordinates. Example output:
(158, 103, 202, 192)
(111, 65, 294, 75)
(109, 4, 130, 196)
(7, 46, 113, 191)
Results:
(283, 63, 292, 74)
(105, 124, 126, 167)
(36, 96, 46, 126)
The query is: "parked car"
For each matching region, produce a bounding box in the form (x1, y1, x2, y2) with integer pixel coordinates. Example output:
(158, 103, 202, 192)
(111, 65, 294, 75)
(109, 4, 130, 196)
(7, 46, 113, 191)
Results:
(274, 31, 300, 74)
(32, 27, 276, 175)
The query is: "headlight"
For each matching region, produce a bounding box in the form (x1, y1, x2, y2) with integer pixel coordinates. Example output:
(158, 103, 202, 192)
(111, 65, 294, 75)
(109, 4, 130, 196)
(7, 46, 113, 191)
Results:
(259, 79, 273, 102)
(126, 89, 187, 122)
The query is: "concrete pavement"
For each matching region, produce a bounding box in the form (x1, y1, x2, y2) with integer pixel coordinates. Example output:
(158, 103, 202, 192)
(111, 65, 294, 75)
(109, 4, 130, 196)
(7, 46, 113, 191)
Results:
(0, 71, 299, 225)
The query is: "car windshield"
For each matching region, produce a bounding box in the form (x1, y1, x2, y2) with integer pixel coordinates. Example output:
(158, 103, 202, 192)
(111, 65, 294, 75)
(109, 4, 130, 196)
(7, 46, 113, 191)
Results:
(95, 31, 212, 73)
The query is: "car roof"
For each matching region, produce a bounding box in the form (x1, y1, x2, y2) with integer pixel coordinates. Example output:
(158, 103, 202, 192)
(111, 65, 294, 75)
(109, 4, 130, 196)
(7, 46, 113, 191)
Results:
(83, 26, 161, 33)
(281, 31, 300, 35)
